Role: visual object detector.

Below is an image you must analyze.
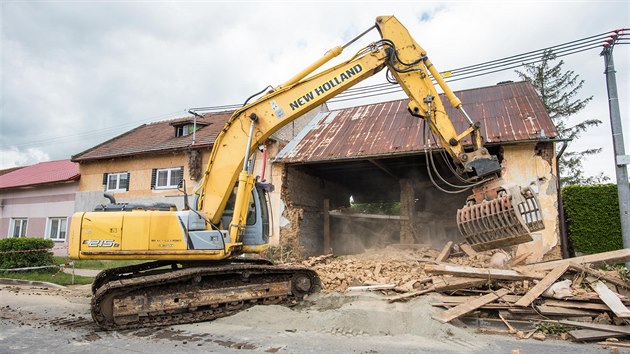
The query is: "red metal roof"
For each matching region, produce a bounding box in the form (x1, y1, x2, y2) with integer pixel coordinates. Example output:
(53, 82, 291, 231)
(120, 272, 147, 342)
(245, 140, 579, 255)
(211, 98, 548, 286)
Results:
(0, 160, 80, 190)
(72, 111, 233, 162)
(276, 81, 556, 163)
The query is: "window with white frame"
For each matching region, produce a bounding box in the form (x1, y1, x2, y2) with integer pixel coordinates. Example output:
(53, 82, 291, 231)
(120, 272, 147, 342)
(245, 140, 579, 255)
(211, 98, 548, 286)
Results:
(10, 218, 27, 238)
(105, 172, 129, 192)
(48, 217, 67, 241)
(154, 167, 183, 189)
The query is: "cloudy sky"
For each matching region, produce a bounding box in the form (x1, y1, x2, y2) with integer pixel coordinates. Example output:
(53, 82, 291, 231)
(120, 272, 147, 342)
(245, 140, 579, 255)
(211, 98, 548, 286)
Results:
(1, 1, 628, 180)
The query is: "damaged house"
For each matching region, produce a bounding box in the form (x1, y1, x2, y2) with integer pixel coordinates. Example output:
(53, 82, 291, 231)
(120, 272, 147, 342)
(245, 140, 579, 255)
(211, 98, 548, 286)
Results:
(274, 81, 561, 262)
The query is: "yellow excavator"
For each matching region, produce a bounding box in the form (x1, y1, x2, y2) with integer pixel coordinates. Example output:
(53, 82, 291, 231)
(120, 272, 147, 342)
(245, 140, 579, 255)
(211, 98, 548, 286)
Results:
(69, 16, 544, 330)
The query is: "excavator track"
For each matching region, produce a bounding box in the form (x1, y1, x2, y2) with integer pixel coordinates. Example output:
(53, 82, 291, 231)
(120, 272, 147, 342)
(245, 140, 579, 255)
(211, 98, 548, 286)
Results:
(91, 263, 320, 330)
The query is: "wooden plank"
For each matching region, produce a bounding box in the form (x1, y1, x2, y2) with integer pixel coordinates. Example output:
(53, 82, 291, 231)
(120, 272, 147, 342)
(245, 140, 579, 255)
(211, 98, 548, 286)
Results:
(459, 243, 478, 257)
(432, 302, 513, 310)
(514, 263, 570, 307)
(522, 249, 630, 272)
(388, 277, 488, 303)
(508, 252, 533, 267)
(424, 263, 545, 281)
(432, 288, 510, 323)
(323, 199, 330, 253)
(571, 263, 630, 290)
(542, 299, 610, 311)
(559, 320, 630, 335)
(430, 276, 489, 292)
(387, 288, 435, 302)
(437, 294, 522, 304)
(435, 241, 454, 263)
(535, 305, 600, 317)
(328, 211, 408, 220)
(597, 341, 630, 348)
(589, 279, 630, 318)
(569, 329, 626, 341)
(388, 243, 432, 250)
(347, 284, 396, 292)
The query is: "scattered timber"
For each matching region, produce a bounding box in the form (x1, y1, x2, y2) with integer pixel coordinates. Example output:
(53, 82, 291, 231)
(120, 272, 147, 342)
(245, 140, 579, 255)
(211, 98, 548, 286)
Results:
(432, 289, 509, 323)
(425, 264, 545, 281)
(569, 329, 626, 341)
(522, 249, 630, 272)
(559, 320, 630, 335)
(435, 241, 454, 263)
(588, 279, 630, 319)
(514, 263, 570, 307)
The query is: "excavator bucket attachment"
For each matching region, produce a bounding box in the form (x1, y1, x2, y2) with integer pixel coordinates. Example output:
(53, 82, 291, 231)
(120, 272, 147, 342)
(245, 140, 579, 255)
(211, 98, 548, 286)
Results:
(457, 186, 544, 252)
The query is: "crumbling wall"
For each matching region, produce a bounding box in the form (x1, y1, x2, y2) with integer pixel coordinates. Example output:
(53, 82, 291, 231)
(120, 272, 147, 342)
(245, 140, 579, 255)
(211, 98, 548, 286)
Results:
(501, 142, 560, 262)
(280, 165, 349, 258)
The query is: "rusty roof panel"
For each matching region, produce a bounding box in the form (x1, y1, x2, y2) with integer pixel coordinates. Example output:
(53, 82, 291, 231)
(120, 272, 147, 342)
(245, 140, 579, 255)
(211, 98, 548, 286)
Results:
(276, 81, 556, 163)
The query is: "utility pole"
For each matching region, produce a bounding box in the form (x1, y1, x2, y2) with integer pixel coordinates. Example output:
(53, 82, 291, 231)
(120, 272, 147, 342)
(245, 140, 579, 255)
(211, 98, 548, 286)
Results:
(601, 33, 630, 268)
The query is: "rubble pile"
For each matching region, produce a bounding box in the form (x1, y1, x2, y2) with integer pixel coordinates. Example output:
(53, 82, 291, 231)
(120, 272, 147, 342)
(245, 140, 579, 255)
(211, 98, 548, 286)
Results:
(301, 245, 630, 345)
(302, 246, 439, 292)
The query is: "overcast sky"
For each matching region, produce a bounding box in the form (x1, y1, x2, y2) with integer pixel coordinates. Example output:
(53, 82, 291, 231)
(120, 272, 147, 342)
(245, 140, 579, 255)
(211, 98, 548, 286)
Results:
(1, 1, 628, 180)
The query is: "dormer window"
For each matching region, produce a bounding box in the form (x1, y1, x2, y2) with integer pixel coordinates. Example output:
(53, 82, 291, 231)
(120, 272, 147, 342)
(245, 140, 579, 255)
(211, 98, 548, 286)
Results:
(172, 121, 207, 137)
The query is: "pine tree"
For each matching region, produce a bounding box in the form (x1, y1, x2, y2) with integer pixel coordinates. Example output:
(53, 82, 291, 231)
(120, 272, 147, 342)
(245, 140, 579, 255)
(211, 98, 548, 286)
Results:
(516, 49, 608, 185)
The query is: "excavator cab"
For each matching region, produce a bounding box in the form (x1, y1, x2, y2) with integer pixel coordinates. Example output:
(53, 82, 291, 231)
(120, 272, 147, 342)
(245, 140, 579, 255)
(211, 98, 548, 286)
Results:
(221, 183, 271, 248)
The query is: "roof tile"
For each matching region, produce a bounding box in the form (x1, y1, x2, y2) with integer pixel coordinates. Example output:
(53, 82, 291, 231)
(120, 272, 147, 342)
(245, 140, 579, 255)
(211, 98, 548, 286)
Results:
(0, 160, 79, 189)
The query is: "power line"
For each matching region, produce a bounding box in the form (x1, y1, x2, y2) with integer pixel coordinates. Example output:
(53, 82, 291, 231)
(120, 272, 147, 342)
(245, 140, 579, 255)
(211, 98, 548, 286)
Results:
(8, 29, 627, 150)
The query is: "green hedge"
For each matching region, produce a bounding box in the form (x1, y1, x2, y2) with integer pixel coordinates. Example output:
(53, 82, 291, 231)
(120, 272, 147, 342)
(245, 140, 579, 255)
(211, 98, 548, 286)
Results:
(0, 237, 54, 270)
(562, 184, 623, 254)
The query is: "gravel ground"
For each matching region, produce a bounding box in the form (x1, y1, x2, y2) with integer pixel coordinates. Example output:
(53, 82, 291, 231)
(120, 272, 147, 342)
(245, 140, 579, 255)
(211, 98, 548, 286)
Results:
(0, 282, 620, 354)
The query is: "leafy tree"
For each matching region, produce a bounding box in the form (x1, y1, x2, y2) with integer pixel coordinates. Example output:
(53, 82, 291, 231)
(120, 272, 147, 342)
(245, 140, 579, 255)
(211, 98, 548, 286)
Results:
(516, 50, 608, 185)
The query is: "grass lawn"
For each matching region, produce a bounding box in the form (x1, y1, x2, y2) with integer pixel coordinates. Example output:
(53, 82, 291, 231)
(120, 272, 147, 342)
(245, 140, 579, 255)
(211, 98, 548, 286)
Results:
(1, 270, 94, 286)
(53, 256, 144, 270)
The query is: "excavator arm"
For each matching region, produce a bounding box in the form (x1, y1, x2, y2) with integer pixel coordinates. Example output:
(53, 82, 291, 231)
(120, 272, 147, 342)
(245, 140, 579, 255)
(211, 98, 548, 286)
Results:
(196, 16, 520, 254)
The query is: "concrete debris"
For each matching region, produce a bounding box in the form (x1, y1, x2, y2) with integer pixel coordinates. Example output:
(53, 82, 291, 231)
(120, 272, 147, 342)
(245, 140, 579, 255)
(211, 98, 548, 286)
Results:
(297, 244, 630, 343)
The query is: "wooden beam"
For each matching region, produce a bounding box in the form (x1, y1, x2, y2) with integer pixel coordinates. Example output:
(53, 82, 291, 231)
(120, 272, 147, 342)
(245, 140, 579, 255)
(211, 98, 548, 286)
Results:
(347, 284, 396, 292)
(437, 294, 522, 304)
(432, 288, 510, 323)
(459, 243, 478, 257)
(535, 305, 600, 317)
(542, 299, 610, 311)
(570, 263, 630, 290)
(522, 249, 630, 272)
(424, 263, 545, 281)
(569, 329, 626, 341)
(430, 276, 489, 292)
(367, 159, 398, 179)
(514, 263, 570, 307)
(589, 279, 630, 319)
(388, 277, 488, 303)
(435, 241, 454, 263)
(559, 320, 630, 335)
(597, 342, 630, 348)
(328, 211, 408, 220)
(323, 198, 330, 254)
(508, 252, 533, 267)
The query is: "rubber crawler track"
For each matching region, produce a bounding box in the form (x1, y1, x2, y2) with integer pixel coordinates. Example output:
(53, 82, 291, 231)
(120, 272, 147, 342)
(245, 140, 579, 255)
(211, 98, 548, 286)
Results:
(91, 263, 321, 330)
